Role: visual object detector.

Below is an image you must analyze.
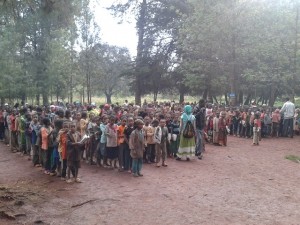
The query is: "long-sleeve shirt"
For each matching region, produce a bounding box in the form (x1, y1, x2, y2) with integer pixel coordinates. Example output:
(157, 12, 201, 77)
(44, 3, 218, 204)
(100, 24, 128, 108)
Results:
(280, 101, 295, 119)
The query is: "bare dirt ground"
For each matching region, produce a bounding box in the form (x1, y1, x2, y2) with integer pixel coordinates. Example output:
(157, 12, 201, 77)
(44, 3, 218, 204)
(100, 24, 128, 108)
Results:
(0, 136, 300, 225)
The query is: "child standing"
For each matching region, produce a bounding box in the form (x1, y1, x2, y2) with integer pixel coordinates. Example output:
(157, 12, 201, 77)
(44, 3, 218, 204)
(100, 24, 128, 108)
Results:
(30, 114, 41, 167)
(117, 118, 127, 172)
(39, 118, 54, 175)
(218, 111, 228, 146)
(154, 119, 168, 167)
(99, 116, 109, 167)
(129, 119, 145, 177)
(57, 122, 69, 180)
(271, 109, 281, 137)
(105, 116, 119, 169)
(66, 123, 82, 183)
(170, 115, 180, 157)
(253, 113, 260, 145)
(143, 116, 155, 163)
(124, 117, 135, 172)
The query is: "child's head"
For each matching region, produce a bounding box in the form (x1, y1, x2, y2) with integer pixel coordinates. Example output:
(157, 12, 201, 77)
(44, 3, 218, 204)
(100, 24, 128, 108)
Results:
(76, 112, 81, 121)
(109, 116, 115, 125)
(173, 115, 179, 122)
(65, 110, 71, 118)
(81, 111, 87, 119)
(144, 116, 150, 125)
(159, 119, 166, 127)
(26, 113, 32, 121)
(135, 119, 144, 130)
(70, 123, 76, 133)
(32, 114, 38, 123)
(94, 116, 100, 125)
(63, 122, 69, 130)
(42, 117, 50, 127)
(102, 115, 109, 124)
(54, 119, 63, 130)
(255, 112, 260, 119)
(152, 119, 159, 127)
(220, 111, 226, 118)
(121, 118, 127, 126)
(128, 117, 134, 127)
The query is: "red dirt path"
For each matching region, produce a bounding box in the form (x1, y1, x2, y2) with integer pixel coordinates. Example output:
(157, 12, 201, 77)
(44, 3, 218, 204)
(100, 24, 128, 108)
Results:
(0, 136, 299, 225)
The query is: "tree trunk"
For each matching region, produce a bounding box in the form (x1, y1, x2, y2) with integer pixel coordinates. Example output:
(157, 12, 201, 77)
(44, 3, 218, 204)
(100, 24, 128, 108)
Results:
(269, 84, 276, 107)
(213, 96, 218, 104)
(153, 92, 158, 102)
(135, 0, 147, 106)
(224, 93, 228, 105)
(244, 94, 252, 105)
(105, 93, 112, 104)
(56, 87, 59, 103)
(202, 89, 208, 100)
(70, 74, 73, 103)
(238, 91, 243, 105)
(82, 87, 85, 103)
(230, 2, 238, 106)
(207, 87, 213, 103)
(36, 94, 40, 105)
(293, 3, 299, 98)
(179, 90, 185, 104)
(42, 93, 48, 106)
(0, 97, 4, 106)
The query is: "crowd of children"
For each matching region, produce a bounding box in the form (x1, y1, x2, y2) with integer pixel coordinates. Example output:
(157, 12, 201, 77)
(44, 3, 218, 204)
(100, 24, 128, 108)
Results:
(0, 98, 296, 182)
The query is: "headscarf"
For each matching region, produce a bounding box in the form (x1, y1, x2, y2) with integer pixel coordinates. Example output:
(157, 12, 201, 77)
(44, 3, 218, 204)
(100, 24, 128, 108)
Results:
(182, 105, 194, 122)
(184, 105, 192, 115)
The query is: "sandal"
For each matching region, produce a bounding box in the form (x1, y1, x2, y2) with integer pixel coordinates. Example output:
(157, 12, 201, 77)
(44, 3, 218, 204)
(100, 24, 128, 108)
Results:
(162, 163, 168, 167)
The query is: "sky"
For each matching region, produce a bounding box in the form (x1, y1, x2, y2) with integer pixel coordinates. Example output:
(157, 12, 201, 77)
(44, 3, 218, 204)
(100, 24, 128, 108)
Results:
(93, 1, 138, 57)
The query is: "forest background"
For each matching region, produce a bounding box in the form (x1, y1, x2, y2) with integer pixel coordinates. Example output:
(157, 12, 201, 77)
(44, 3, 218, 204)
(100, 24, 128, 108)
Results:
(1, 0, 300, 107)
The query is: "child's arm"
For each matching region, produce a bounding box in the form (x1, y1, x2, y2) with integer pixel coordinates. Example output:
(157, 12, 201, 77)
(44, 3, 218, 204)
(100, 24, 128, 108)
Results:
(128, 132, 134, 150)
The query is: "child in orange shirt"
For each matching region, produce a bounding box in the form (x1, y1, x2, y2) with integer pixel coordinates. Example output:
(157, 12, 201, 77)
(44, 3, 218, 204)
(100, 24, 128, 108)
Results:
(57, 122, 69, 180)
(117, 118, 127, 172)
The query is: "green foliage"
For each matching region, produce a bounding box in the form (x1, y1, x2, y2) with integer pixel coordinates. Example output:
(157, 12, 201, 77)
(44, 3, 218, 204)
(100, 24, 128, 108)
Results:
(1, 0, 300, 106)
(180, 0, 300, 106)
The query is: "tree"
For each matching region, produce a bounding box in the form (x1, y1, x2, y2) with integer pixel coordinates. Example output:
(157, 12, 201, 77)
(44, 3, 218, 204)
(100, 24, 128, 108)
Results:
(86, 44, 131, 103)
(109, 0, 188, 105)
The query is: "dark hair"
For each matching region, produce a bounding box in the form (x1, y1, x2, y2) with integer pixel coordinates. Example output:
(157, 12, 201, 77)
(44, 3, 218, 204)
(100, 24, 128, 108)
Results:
(199, 99, 206, 107)
(25, 113, 32, 121)
(87, 106, 92, 111)
(21, 107, 27, 115)
(81, 111, 87, 119)
(159, 114, 165, 120)
(42, 117, 50, 126)
(65, 110, 71, 118)
(152, 119, 159, 126)
(57, 109, 64, 117)
(54, 119, 63, 130)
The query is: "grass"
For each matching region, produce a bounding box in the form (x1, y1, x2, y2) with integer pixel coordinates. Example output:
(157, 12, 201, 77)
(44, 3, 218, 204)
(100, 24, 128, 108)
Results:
(285, 155, 300, 163)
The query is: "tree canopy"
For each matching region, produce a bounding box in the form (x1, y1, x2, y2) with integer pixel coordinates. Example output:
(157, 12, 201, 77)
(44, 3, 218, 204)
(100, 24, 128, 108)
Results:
(0, 0, 300, 106)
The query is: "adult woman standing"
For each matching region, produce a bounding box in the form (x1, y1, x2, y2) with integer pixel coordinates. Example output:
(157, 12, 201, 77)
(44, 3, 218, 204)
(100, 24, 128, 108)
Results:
(176, 105, 196, 161)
